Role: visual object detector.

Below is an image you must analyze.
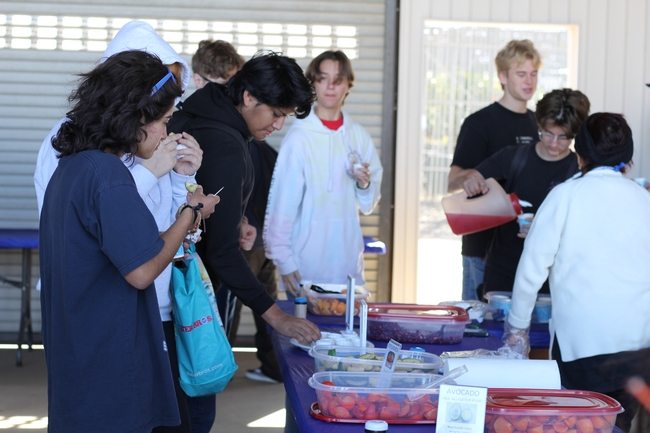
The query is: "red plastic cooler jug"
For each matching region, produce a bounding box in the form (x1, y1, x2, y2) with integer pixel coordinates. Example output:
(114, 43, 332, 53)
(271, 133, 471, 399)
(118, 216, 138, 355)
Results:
(441, 178, 522, 235)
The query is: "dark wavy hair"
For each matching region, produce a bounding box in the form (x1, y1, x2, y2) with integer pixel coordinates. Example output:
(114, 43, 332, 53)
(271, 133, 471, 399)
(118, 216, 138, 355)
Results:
(226, 51, 315, 119)
(53, 50, 183, 158)
(535, 88, 590, 138)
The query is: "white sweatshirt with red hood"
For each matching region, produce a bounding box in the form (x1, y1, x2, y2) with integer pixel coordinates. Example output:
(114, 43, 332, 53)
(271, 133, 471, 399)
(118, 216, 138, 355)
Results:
(264, 109, 383, 288)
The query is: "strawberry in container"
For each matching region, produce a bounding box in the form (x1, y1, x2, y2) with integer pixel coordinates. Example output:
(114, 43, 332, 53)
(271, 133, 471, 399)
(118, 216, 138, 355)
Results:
(485, 388, 623, 433)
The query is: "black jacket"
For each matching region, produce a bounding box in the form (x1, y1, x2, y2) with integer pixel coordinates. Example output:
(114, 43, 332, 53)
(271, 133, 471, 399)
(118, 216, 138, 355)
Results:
(168, 83, 275, 316)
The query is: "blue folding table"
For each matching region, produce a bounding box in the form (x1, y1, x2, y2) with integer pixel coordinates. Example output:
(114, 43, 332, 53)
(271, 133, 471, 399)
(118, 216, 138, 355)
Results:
(0, 228, 39, 366)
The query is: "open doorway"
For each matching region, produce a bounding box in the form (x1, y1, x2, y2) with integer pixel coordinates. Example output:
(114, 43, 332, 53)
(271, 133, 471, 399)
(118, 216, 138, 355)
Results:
(395, 21, 577, 304)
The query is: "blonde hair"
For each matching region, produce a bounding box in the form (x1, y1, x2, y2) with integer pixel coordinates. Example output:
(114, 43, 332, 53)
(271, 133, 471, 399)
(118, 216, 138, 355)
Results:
(494, 39, 541, 74)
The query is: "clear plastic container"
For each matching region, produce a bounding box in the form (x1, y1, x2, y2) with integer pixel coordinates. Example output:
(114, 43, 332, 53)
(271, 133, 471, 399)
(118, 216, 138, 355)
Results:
(441, 178, 522, 235)
(308, 371, 449, 422)
(305, 284, 370, 316)
(309, 345, 443, 374)
(367, 303, 470, 344)
(485, 388, 623, 433)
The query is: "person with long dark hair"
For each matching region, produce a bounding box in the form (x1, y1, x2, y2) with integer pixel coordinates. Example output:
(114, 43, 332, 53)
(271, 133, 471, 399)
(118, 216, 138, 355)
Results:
(505, 113, 650, 431)
(39, 50, 219, 433)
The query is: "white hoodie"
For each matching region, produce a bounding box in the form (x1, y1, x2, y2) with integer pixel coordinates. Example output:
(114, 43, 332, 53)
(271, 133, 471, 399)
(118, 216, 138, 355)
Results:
(33, 21, 193, 321)
(264, 109, 382, 287)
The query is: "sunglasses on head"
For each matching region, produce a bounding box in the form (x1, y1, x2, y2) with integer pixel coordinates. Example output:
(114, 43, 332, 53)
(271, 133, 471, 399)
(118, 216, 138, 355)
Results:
(150, 67, 177, 96)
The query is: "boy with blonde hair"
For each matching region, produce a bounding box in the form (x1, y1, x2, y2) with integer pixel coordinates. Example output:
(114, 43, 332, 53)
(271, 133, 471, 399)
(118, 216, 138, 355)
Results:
(447, 39, 541, 301)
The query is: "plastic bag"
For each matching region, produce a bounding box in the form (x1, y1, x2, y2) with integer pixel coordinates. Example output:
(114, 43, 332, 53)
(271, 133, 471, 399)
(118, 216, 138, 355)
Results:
(438, 300, 493, 323)
(171, 246, 238, 396)
(440, 345, 527, 360)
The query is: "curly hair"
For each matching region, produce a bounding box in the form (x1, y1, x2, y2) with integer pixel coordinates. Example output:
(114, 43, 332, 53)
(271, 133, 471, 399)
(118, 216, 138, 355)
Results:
(53, 50, 183, 158)
(192, 40, 244, 81)
(227, 51, 315, 119)
(535, 88, 590, 138)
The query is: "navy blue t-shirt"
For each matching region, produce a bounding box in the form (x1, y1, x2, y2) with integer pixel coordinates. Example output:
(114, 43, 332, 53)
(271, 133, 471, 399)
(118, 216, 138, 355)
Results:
(39, 150, 180, 433)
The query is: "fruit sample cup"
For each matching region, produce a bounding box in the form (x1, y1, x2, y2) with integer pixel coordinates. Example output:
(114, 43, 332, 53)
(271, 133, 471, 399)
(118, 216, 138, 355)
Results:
(517, 212, 534, 232)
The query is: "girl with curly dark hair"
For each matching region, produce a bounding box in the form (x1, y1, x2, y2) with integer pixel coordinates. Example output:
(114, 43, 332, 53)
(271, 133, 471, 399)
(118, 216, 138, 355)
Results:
(39, 50, 219, 433)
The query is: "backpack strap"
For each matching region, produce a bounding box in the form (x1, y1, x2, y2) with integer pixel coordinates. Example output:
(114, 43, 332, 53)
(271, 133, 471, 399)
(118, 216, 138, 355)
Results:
(505, 144, 532, 192)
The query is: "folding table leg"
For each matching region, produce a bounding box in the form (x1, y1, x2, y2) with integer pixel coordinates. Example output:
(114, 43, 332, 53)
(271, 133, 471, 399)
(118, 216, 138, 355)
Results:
(16, 248, 33, 367)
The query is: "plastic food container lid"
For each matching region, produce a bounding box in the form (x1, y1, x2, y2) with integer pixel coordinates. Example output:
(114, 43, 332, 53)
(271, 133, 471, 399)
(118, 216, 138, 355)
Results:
(367, 303, 470, 323)
(307, 284, 370, 299)
(309, 345, 444, 372)
(486, 389, 623, 416)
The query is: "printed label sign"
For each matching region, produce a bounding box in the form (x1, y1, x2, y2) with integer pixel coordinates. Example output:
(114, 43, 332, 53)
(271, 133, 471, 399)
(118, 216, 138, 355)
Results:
(436, 384, 487, 433)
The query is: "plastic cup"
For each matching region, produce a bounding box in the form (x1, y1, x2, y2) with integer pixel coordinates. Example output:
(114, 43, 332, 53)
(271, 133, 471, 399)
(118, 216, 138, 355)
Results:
(535, 297, 552, 323)
(634, 178, 647, 187)
(489, 294, 512, 319)
(517, 213, 534, 232)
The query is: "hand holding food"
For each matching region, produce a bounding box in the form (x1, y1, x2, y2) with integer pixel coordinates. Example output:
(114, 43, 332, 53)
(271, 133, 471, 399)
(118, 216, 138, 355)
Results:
(185, 185, 220, 219)
(141, 133, 181, 178)
(353, 162, 371, 189)
(172, 131, 203, 175)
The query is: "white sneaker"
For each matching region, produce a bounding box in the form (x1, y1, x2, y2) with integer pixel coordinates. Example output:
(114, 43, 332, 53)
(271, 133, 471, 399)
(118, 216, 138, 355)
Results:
(245, 368, 280, 384)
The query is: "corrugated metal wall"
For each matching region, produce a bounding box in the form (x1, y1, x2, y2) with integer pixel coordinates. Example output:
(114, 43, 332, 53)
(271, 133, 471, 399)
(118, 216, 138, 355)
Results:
(0, 0, 390, 335)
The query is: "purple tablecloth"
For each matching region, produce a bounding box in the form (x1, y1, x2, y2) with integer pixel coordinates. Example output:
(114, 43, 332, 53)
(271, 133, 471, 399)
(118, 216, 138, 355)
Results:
(272, 300, 504, 433)
(271, 300, 622, 433)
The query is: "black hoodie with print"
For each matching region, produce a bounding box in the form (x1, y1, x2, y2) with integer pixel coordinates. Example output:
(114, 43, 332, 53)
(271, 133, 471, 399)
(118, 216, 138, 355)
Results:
(168, 83, 275, 316)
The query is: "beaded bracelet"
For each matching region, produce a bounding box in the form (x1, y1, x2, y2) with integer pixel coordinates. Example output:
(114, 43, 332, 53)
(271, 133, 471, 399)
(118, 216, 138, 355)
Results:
(176, 202, 203, 234)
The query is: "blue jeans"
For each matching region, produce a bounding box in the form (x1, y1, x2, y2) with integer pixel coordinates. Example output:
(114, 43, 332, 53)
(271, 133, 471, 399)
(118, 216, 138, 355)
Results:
(462, 255, 485, 301)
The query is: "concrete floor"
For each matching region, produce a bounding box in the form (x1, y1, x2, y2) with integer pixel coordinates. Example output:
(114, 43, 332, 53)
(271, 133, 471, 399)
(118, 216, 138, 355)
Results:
(0, 345, 287, 433)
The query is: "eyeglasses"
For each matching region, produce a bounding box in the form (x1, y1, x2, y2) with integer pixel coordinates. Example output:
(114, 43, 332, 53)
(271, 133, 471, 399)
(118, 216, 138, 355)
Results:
(150, 67, 177, 96)
(538, 130, 573, 144)
(198, 73, 219, 84)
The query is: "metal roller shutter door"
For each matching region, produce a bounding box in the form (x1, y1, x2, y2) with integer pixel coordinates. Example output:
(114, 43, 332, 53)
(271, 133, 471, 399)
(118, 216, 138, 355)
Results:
(0, 0, 389, 335)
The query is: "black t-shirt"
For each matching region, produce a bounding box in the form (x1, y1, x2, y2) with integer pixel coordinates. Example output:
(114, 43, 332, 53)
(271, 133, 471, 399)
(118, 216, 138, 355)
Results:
(476, 144, 579, 281)
(451, 102, 538, 257)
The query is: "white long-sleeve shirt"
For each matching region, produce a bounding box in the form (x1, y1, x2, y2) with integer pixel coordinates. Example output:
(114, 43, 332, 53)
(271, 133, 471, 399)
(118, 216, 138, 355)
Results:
(509, 169, 650, 362)
(264, 109, 382, 287)
(33, 21, 193, 321)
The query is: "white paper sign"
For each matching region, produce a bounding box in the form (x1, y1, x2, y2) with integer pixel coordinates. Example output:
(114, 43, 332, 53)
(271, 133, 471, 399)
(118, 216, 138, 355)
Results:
(436, 384, 487, 433)
(376, 339, 401, 388)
